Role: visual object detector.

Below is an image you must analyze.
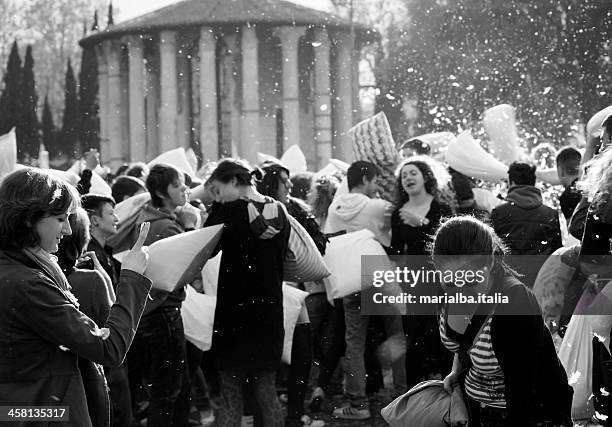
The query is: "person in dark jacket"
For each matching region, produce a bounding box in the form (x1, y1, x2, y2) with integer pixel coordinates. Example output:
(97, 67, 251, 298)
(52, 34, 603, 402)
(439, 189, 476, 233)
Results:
(126, 164, 199, 427)
(390, 158, 454, 389)
(436, 216, 573, 427)
(491, 162, 562, 288)
(389, 159, 454, 256)
(556, 146, 582, 222)
(0, 168, 152, 427)
(204, 159, 290, 427)
(258, 160, 326, 427)
(56, 207, 114, 427)
(82, 194, 137, 427)
(82, 194, 121, 290)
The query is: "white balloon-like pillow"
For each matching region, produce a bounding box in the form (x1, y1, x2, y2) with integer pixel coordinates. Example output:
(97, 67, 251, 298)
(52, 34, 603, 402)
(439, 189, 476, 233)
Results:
(282, 284, 309, 364)
(145, 224, 223, 292)
(323, 229, 387, 301)
(182, 285, 216, 352)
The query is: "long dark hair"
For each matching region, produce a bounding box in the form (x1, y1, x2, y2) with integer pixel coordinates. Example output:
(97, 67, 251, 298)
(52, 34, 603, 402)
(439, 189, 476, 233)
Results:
(257, 161, 290, 200)
(431, 216, 516, 278)
(394, 160, 440, 207)
(207, 158, 262, 186)
(56, 208, 91, 273)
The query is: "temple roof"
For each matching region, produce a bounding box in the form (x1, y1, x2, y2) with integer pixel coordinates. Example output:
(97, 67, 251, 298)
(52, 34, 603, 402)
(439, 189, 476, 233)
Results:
(81, 0, 373, 46)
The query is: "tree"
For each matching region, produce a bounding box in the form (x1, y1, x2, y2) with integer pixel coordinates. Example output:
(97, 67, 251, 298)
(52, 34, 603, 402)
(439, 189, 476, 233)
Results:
(41, 94, 57, 156)
(0, 0, 107, 123)
(17, 44, 40, 161)
(0, 40, 21, 135)
(59, 59, 79, 159)
(107, 1, 114, 27)
(375, 0, 612, 148)
(79, 22, 99, 151)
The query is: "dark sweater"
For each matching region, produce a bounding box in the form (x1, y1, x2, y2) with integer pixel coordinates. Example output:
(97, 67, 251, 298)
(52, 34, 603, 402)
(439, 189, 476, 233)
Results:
(87, 238, 121, 291)
(204, 198, 290, 371)
(389, 199, 453, 255)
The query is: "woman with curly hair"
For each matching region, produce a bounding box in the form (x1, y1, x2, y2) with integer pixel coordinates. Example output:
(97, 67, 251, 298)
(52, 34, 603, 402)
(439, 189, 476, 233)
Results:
(389, 157, 453, 256)
(390, 158, 454, 388)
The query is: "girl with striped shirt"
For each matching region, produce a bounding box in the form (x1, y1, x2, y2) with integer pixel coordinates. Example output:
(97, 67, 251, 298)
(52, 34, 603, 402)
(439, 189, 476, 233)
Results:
(431, 216, 573, 427)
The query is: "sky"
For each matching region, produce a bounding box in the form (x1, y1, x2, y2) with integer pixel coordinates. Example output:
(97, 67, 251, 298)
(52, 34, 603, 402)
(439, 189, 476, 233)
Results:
(113, 0, 335, 23)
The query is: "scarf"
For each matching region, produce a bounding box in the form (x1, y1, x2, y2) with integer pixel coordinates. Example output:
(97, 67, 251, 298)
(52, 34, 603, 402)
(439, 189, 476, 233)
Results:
(245, 197, 286, 240)
(22, 246, 79, 308)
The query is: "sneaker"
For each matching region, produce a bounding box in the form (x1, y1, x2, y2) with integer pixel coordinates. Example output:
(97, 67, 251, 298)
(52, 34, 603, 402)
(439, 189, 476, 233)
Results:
(331, 403, 371, 420)
(309, 386, 325, 412)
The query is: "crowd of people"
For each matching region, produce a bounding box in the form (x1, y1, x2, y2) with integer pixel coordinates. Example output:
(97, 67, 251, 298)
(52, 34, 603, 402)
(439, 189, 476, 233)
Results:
(0, 111, 611, 427)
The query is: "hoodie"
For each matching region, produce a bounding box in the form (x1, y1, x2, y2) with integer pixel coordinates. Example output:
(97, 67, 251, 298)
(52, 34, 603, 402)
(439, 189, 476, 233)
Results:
(504, 185, 544, 209)
(491, 185, 562, 286)
(324, 192, 392, 246)
(133, 203, 187, 315)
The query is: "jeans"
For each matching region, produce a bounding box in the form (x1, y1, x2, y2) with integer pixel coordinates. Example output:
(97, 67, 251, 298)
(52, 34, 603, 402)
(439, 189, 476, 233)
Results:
(306, 294, 346, 392)
(127, 306, 190, 427)
(104, 364, 132, 427)
(467, 398, 507, 427)
(216, 369, 283, 427)
(343, 293, 406, 404)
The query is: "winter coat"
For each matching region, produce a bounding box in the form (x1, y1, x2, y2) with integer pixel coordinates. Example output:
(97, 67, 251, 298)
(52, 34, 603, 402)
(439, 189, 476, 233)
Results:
(491, 185, 562, 287)
(0, 250, 151, 427)
(491, 185, 562, 256)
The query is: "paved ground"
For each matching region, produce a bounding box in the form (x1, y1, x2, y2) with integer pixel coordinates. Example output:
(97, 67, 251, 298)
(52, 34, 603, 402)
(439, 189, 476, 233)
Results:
(192, 388, 396, 427)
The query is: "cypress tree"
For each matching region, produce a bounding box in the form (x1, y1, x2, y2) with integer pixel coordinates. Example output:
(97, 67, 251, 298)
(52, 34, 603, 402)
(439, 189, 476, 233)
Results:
(107, 1, 114, 27)
(59, 60, 80, 159)
(17, 45, 40, 161)
(0, 40, 22, 135)
(79, 40, 99, 151)
(41, 95, 57, 157)
(91, 10, 99, 32)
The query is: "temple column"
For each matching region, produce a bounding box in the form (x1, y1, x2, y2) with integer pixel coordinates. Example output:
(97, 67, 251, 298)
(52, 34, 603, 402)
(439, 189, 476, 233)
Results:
(96, 43, 109, 164)
(241, 25, 260, 163)
(159, 30, 178, 153)
(128, 35, 146, 162)
(106, 40, 123, 170)
(199, 27, 218, 162)
(276, 26, 306, 151)
(313, 27, 332, 169)
(332, 31, 355, 162)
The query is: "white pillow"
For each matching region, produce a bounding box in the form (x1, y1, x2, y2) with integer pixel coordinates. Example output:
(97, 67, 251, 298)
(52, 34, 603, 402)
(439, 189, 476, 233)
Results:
(182, 285, 216, 351)
(147, 147, 196, 178)
(145, 224, 223, 292)
(201, 251, 221, 296)
(282, 284, 309, 364)
(114, 192, 151, 224)
(323, 229, 388, 301)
